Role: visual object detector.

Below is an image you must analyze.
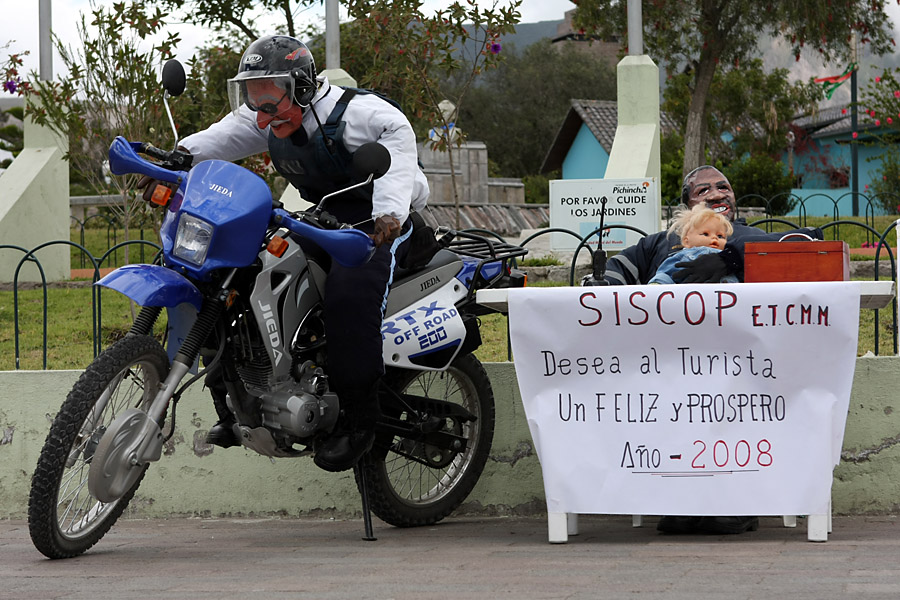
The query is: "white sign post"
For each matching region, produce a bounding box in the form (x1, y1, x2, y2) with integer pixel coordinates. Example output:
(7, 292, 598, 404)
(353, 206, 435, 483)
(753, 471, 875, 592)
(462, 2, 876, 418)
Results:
(508, 282, 860, 540)
(549, 178, 660, 252)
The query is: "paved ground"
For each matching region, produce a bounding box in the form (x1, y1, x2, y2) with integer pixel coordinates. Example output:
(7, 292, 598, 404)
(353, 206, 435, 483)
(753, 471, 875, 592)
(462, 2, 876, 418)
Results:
(2, 515, 899, 599)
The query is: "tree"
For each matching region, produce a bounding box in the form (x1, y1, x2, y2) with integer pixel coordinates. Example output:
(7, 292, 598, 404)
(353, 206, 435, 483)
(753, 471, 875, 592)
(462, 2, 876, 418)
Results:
(722, 154, 795, 215)
(572, 0, 897, 177)
(340, 0, 521, 226)
(662, 59, 819, 165)
(25, 1, 180, 259)
(457, 40, 617, 178)
(177, 43, 243, 137)
(1, 44, 29, 166)
(157, 0, 320, 41)
(859, 68, 900, 213)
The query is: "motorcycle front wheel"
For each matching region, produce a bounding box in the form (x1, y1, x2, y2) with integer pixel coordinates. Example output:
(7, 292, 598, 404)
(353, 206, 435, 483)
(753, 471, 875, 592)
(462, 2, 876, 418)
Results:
(28, 335, 169, 559)
(359, 352, 495, 527)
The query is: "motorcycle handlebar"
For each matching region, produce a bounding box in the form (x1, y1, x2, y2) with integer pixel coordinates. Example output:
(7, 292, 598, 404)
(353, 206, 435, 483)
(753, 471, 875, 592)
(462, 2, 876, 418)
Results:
(138, 142, 193, 170)
(139, 142, 169, 161)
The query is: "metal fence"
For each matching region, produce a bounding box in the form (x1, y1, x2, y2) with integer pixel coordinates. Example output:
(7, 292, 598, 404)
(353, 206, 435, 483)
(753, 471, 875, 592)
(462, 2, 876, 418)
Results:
(664, 192, 900, 246)
(1, 212, 898, 370)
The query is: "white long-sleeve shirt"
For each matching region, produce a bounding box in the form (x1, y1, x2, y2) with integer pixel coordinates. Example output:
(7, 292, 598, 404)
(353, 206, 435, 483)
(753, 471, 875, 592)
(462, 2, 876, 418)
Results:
(180, 77, 429, 224)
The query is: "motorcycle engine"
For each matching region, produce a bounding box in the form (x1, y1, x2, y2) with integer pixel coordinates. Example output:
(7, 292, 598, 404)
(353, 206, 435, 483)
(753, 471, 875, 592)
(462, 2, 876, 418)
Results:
(256, 361, 339, 439)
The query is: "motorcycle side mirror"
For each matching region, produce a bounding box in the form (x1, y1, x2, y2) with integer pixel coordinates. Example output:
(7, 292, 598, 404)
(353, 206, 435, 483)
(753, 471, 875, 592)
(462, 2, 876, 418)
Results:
(161, 59, 186, 97)
(160, 59, 185, 149)
(353, 142, 391, 181)
(315, 143, 392, 216)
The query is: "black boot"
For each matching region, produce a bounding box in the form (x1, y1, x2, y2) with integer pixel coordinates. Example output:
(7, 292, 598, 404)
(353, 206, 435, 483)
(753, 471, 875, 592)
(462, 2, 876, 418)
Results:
(206, 418, 240, 448)
(698, 516, 759, 534)
(313, 424, 376, 472)
(657, 516, 704, 534)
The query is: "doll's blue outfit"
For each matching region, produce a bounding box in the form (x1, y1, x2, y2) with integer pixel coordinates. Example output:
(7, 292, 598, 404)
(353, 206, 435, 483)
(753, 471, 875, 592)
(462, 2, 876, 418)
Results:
(649, 246, 740, 284)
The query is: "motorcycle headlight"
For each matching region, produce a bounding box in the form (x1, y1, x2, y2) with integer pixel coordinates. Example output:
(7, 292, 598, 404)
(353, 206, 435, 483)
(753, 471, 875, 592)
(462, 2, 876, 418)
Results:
(173, 214, 214, 266)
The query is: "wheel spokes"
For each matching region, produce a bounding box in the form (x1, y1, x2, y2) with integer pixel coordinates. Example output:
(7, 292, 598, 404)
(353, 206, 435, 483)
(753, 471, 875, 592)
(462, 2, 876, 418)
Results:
(54, 362, 153, 539)
(384, 366, 480, 504)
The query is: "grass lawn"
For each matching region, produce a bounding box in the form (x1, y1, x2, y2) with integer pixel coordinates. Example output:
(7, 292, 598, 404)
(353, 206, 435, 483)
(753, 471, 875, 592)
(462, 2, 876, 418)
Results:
(0, 222, 895, 370)
(0, 287, 166, 370)
(2, 281, 893, 371)
(745, 215, 899, 250)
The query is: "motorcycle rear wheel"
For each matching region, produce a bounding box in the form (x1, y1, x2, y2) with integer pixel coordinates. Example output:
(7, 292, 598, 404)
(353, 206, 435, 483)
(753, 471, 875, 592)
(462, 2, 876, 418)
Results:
(359, 352, 495, 527)
(28, 335, 169, 559)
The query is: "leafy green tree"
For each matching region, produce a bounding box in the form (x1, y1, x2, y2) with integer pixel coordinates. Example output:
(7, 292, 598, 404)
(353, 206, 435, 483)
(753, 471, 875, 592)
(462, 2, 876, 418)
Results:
(860, 67, 900, 130)
(341, 0, 521, 226)
(1, 44, 29, 164)
(865, 148, 900, 214)
(457, 41, 616, 178)
(723, 154, 795, 215)
(572, 0, 897, 177)
(857, 68, 900, 214)
(157, 0, 320, 41)
(177, 43, 243, 137)
(659, 131, 685, 206)
(25, 1, 180, 256)
(0, 121, 23, 158)
(522, 173, 552, 204)
(663, 59, 819, 165)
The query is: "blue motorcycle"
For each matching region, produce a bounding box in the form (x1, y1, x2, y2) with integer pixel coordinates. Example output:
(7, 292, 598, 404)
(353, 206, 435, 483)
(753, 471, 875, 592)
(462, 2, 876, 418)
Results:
(28, 61, 527, 558)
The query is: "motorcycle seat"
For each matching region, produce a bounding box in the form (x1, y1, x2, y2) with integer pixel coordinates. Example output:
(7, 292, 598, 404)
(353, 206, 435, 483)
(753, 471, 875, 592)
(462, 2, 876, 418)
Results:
(391, 249, 460, 287)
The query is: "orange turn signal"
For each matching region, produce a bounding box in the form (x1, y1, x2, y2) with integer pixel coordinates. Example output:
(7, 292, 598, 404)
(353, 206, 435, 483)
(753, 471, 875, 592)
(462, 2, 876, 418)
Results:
(150, 184, 172, 206)
(267, 236, 289, 258)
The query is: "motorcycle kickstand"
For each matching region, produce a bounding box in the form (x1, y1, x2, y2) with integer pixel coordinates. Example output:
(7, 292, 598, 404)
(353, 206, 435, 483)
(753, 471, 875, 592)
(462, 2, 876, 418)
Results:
(354, 463, 377, 541)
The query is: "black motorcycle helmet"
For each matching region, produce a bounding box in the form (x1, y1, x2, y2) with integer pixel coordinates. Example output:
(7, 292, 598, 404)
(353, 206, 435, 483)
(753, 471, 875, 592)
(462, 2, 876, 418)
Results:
(227, 35, 318, 115)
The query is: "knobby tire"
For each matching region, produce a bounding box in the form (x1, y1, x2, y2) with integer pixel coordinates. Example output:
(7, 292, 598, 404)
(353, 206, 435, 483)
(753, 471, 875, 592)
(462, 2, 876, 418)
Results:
(357, 353, 495, 527)
(28, 335, 169, 559)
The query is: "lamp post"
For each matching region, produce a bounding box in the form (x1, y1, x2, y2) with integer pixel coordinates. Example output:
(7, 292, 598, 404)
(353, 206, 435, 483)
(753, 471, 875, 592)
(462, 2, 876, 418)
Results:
(627, 0, 643, 55)
(851, 31, 859, 217)
(39, 0, 52, 81)
(326, 0, 340, 70)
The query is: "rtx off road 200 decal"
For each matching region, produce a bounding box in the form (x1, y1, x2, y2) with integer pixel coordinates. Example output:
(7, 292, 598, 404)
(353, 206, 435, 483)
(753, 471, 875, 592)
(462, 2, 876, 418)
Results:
(381, 280, 467, 371)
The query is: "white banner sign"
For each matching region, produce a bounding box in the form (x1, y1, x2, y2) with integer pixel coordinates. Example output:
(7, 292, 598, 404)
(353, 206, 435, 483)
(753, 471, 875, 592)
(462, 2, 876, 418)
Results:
(508, 282, 860, 516)
(548, 178, 660, 251)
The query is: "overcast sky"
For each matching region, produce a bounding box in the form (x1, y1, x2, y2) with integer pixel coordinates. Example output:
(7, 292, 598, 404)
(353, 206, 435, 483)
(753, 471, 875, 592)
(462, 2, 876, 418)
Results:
(2, 0, 576, 83)
(4, 0, 900, 102)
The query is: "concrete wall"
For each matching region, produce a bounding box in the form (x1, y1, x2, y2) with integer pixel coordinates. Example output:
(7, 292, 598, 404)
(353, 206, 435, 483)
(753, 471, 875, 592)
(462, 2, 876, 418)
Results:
(1, 358, 898, 519)
(0, 106, 69, 283)
(418, 141, 525, 206)
(488, 179, 525, 204)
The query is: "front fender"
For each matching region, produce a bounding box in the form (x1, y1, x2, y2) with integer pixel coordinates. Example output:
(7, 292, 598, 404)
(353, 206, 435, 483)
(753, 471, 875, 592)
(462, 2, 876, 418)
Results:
(96, 264, 203, 311)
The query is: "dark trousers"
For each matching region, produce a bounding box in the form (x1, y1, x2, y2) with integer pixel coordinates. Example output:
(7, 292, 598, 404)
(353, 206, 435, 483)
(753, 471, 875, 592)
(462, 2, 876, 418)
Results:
(322, 221, 412, 420)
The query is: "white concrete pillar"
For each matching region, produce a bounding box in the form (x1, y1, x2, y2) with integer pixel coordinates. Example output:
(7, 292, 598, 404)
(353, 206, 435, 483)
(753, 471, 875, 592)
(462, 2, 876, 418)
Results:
(604, 55, 661, 229)
(0, 100, 70, 282)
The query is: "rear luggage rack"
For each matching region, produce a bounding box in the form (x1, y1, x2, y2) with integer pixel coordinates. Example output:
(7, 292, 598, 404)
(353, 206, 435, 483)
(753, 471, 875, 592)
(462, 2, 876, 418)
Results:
(441, 230, 528, 311)
(446, 230, 528, 263)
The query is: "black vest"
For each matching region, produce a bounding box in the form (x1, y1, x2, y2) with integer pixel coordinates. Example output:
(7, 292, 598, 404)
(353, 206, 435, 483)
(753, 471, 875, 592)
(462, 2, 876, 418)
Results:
(268, 88, 373, 227)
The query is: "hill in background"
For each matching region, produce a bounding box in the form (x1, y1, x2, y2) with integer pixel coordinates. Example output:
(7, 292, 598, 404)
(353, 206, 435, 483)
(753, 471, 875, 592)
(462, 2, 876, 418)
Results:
(500, 20, 562, 53)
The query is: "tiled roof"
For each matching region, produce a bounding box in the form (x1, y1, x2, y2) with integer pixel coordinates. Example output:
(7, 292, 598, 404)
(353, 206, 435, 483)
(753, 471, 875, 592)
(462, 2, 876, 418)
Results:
(421, 203, 549, 237)
(791, 104, 880, 138)
(541, 99, 679, 173)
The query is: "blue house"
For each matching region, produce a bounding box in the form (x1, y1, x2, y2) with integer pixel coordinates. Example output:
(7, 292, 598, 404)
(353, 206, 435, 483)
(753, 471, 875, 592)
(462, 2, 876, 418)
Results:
(542, 99, 895, 217)
(786, 105, 895, 217)
(541, 99, 678, 179)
